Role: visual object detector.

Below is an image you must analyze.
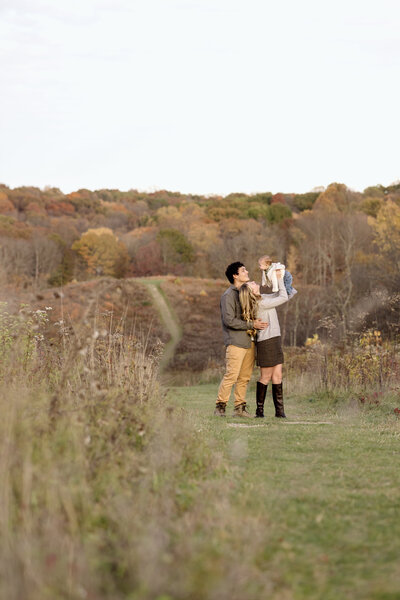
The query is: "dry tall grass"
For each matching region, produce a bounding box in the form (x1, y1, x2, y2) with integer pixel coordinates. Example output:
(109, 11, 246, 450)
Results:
(283, 328, 400, 403)
(0, 301, 277, 600)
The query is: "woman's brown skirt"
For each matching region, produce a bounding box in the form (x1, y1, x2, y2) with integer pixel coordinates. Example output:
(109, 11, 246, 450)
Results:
(256, 336, 284, 367)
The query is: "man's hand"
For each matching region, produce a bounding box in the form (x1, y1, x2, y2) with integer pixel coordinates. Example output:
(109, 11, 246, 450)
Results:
(254, 319, 268, 330)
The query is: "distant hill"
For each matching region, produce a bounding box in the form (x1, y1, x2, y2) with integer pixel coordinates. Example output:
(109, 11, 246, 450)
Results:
(1, 181, 399, 344)
(0, 276, 228, 372)
(0, 278, 169, 355)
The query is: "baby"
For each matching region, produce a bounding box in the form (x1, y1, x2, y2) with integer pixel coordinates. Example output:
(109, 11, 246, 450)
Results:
(258, 255, 296, 296)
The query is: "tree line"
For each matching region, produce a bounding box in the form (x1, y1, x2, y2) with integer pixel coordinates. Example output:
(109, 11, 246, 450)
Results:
(0, 181, 399, 345)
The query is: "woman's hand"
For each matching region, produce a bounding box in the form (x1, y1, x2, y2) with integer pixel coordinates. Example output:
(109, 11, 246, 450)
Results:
(254, 319, 268, 330)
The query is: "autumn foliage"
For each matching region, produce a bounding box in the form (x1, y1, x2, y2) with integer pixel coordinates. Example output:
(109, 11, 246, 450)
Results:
(72, 227, 129, 278)
(0, 180, 399, 345)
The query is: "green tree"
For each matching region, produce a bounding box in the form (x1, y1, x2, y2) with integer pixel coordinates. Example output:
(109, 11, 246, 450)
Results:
(360, 196, 383, 218)
(292, 192, 320, 212)
(250, 192, 272, 205)
(363, 185, 385, 198)
(246, 204, 271, 220)
(267, 203, 292, 224)
(48, 236, 76, 286)
(157, 228, 195, 266)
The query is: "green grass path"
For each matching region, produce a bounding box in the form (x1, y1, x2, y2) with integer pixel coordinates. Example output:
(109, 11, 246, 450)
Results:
(136, 277, 182, 371)
(168, 383, 400, 600)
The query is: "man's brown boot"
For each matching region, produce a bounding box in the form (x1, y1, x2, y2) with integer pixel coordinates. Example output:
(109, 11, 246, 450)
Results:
(214, 402, 226, 416)
(233, 403, 252, 417)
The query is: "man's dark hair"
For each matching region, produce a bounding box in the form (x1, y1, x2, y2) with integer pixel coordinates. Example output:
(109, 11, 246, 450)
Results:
(225, 262, 244, 284)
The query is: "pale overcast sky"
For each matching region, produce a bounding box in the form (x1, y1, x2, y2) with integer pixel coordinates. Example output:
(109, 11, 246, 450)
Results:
(0, 0, 399, 195)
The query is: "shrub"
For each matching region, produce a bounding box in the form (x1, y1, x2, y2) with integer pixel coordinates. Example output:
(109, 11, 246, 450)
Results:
(286, 330, 400, 394)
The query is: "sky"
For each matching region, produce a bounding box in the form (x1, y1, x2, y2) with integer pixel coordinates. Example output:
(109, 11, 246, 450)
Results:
(0, 0, 399, 196)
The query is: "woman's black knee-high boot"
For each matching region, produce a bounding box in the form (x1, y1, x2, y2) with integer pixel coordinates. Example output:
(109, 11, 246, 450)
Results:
(255, 381, 268, 418)
(272, 382, 286, 418)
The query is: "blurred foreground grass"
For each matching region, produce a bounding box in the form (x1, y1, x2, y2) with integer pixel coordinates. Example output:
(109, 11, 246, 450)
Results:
(1, 300, 400, 599)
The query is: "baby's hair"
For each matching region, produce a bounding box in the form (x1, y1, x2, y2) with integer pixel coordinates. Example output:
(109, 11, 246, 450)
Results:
(259, 255, 272, 265)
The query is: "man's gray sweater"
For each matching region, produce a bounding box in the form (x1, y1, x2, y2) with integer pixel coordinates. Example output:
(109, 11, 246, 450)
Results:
(220, 285, 253, 348)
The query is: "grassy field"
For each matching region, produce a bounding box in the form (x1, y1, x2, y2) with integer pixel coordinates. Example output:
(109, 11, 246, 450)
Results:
(168, 382, 400, 600)
(2, 293, 400, 599)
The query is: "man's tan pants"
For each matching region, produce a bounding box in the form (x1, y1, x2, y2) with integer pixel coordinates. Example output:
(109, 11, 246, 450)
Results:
(217, 343, 255, 407)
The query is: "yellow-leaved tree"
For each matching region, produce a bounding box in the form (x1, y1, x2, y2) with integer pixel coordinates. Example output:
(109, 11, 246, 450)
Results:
(72, 227, 129, 278)
(370, 200, 400, 266)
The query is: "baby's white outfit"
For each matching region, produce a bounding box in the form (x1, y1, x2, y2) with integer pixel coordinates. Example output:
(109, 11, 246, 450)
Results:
(261, 262, 286, 292)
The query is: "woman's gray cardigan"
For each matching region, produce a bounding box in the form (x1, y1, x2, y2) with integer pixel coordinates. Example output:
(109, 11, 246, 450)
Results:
(256, 279, 290, 342)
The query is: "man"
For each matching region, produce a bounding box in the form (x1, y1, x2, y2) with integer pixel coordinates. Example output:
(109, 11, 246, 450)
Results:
(214, 262, 268, 417)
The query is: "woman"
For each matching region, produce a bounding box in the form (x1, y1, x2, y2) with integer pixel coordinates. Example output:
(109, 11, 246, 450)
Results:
(239, 272, 289, 418)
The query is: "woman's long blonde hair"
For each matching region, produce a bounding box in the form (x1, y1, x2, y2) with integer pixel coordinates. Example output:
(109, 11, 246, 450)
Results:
(239, 283, 259, 323)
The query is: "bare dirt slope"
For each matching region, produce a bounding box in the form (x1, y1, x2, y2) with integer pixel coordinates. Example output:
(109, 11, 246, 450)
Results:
(1, 276, 228, 371)
(0, 278, 169, 353)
